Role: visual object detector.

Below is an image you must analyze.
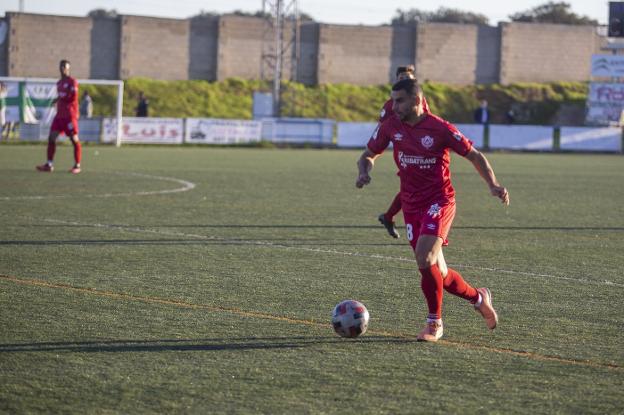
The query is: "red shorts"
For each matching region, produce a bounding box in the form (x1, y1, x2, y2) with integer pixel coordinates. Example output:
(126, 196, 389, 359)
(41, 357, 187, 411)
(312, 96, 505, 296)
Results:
(402, 200, 456, 250)
(51, 117, 79, 136)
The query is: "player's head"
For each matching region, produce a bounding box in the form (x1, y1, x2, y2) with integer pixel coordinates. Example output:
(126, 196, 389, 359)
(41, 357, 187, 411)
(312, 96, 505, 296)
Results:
(391, 78, 424, 121)
(395, 65, 415, 81)
(59, 60, 71, 77)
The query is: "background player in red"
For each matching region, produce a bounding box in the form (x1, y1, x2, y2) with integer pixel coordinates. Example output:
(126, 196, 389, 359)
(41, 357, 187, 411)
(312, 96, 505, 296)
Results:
(376, 65, 430, 239)
(36, 59, 82, 174)
(356, 78, 509, 342)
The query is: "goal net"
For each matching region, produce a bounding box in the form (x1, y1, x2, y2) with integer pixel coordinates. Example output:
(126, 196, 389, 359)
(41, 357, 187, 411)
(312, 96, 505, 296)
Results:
(0, 77, 123, 146)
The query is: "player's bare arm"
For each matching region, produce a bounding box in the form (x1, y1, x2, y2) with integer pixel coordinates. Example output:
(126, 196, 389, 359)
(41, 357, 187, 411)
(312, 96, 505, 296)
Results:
(355, 148, 380, 188)
(464, 147, 510, 205)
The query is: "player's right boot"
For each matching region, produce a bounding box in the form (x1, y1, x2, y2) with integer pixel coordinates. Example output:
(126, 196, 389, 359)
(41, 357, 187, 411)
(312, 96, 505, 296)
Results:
(69, 165, 81, 174)
(378, 214, 400, 239)
(417, 320, 443, 342)
(474, 287, 498, 330)
(36, 163, 54, 172)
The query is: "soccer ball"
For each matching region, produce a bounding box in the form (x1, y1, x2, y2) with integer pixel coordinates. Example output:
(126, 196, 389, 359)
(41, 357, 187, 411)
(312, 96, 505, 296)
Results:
(331, 300, 370, 338)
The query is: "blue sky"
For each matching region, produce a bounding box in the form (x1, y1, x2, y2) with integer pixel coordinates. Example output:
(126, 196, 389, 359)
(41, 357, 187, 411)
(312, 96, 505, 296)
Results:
(1, 0, 607, 26)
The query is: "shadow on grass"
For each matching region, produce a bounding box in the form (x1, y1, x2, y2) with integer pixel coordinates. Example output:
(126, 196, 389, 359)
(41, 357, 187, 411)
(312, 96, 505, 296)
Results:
(25, 224, 624, 231)
(0, 336, 415, 353)
(0, 239, 401, 247)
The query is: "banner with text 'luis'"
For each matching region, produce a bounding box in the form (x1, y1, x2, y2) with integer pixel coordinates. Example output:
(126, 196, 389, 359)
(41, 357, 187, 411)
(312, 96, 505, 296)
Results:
(102, 117, 184, 144)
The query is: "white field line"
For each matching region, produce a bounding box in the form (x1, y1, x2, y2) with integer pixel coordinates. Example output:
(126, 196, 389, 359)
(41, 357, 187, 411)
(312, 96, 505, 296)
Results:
(39, 217, 624, 289)
(0, 172, 196, 200)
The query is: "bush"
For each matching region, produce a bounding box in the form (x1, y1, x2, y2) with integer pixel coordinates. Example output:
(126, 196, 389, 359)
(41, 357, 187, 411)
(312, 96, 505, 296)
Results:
(82, 78, 589, 125)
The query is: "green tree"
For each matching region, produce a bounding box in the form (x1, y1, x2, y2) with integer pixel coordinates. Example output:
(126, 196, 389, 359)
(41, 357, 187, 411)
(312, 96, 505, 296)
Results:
(509, 2, 598, 25)
(392, 7, 489, 25)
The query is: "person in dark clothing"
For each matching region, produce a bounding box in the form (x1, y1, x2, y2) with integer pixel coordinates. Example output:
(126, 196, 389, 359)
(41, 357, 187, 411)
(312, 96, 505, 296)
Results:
(136, 91, 149, 117)
(473, 100, 490, 124)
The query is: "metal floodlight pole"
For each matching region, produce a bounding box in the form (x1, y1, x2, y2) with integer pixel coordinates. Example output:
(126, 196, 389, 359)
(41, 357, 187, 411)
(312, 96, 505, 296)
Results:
(273, 0, 283, 117)
(261, 0, 299, 117)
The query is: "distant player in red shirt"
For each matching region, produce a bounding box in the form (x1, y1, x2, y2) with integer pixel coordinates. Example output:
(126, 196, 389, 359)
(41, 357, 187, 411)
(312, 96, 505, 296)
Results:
(376, 65, 430, 239)
(356, 78, 509, 342)
(36, 59, 82, 174)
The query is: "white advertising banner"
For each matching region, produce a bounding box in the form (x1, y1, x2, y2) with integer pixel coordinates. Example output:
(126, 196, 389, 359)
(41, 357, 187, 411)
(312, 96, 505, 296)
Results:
(337, 122, 485, 149)
(336, 122, 378, 148)
(102, 117, 183, 144)
(455, 124, 484, 149)
(560, 127, 622, 152)
(586, 83, 624, 125)
(185, 118, 262, 144)
(489, 125, 553, 150)
(591, 55, 624, 78)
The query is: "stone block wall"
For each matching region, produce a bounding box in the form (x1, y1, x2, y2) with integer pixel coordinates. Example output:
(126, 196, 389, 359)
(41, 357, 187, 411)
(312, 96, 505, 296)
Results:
(317, 24, 397, 85)
(90, 17, 120, 79)
(189, 15, 219, 80)
(6, 13, 92, 78)
(1, 12, 606, 85)
(500, 22, 599, 84)
(415, 23, 500, 84)
(119, 15, 189, 80)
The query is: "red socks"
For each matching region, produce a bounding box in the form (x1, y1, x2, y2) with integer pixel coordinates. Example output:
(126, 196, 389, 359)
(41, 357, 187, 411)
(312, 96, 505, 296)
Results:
(419, 264, 443, 320)
(385, 192, 402, 221)
(419, 265, 479, 320)
(47, 141, 56, 162)
(72, 139, 82, 165)
(443, 268, 479, 303)
(46, 138, 81, 166)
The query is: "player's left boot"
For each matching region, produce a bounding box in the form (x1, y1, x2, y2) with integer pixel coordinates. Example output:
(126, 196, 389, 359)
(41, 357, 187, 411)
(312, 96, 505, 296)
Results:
(417, 320, 443, 342)
(378, 214, 400, 239)
(36, 163, 54, 172)
(474, 287, 498, 329)
(69, 165, 81, 174)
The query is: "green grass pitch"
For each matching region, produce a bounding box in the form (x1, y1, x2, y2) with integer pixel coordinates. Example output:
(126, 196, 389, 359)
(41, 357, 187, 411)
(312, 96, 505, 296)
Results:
(0, 144, 623, 413)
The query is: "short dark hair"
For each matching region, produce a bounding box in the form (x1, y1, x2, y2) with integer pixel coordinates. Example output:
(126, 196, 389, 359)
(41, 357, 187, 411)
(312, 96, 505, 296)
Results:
(59, 59, 70, 67)
(392, 78, 421, 96)
(395, 65, 415, 77)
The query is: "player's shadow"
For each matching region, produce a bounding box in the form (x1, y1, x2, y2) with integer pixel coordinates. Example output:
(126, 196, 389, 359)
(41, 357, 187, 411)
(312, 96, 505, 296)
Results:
(0, 239, 401, 247)
(28, 223, 624, 231)
(57, 224, 624, 231)
(0, 336, 415, 353)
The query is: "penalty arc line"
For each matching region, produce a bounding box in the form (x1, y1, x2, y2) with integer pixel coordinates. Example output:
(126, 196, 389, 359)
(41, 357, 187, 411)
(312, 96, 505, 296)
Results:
(0, 172, 196, 201)
(0, 273, 620, 371)
(36, 217, 624, 289)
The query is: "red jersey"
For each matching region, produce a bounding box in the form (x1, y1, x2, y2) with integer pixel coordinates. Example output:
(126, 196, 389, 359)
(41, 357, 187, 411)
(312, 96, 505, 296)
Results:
(367, 113, 472, 212)
(55, 76, 79, 119)
(378, 96, 430, 123)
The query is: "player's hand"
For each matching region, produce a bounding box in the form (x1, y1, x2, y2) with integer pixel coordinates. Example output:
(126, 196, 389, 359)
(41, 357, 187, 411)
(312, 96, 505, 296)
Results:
(490, 184, 509, 206)
(356, 173, 371, 188)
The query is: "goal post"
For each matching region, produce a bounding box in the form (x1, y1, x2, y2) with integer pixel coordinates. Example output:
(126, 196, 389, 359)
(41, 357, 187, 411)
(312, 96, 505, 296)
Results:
(0, 76, 124, 146)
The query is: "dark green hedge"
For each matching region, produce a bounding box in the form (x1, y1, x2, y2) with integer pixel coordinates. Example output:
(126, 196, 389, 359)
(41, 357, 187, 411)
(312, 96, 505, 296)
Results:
(81, 78, 589, 126)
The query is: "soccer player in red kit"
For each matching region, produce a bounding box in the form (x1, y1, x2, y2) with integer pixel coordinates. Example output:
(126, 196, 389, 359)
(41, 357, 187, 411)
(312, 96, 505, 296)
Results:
(356, 78, 509, 342)
(36, 59, 82, 174)
(376, 65, 430, 239)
